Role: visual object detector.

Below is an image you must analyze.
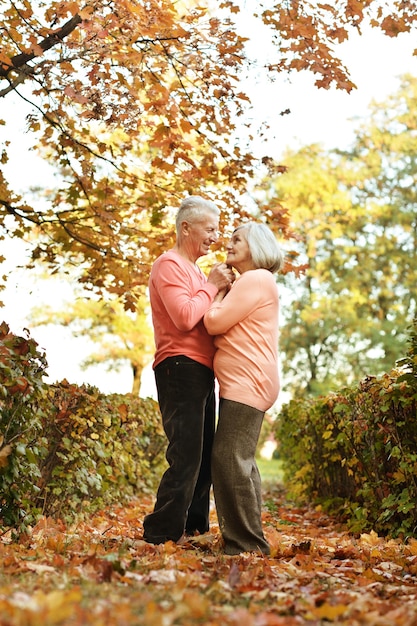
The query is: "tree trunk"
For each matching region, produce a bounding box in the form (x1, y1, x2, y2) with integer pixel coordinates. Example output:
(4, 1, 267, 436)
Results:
(131, 364, 143, 395)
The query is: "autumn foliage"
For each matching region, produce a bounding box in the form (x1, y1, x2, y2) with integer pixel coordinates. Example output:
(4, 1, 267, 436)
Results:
(2, 486, 417, 624)
(1, 1, 416, 304)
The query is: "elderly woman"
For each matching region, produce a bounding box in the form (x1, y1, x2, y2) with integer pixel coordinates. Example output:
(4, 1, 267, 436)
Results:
(204, 222, 284, 555)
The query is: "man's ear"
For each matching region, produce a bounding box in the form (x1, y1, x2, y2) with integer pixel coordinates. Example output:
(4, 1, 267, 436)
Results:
(180, 220, 191, 237)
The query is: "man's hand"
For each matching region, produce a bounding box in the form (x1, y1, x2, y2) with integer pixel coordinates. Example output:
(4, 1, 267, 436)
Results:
(207, 262, 235, 292)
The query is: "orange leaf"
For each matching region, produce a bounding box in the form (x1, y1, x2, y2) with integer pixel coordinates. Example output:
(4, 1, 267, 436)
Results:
(0, 444, 12, 468)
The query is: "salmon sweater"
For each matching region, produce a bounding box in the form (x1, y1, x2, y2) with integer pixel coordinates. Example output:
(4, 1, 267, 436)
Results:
(204, 269, 280, 412)
(149, 249, 218, 369)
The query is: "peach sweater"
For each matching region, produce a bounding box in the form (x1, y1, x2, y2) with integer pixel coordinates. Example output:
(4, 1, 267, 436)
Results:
(149, 249, 218, 369)
(204, 269, 280, 412)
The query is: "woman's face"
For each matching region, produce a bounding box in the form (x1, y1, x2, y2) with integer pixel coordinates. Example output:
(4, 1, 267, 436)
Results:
(226, 228, 254, 273)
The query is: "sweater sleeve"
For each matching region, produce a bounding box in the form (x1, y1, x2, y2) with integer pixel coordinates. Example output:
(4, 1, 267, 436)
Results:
(204, 272, 261, 335)
(155, 257, 218, 332)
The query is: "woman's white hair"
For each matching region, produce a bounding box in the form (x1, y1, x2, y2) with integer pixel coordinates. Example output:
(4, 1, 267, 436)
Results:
(236, 222, 284, 274)
(175, 196, 220, 232)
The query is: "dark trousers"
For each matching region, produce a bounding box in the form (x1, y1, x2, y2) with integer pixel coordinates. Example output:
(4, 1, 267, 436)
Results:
(212, 398, 270, 555)
(143, 356, 215, 543)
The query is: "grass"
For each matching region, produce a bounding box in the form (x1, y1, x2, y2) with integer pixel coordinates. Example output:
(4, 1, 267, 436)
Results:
(257, 457, 284, 485)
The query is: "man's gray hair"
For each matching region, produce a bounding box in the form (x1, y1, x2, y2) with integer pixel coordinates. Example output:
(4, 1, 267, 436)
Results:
(175, 196, 220, 232)
(235, 222, 284, 274)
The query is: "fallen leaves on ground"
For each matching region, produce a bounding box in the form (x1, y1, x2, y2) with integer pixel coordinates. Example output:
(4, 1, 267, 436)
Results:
(1, 485, 417, 625)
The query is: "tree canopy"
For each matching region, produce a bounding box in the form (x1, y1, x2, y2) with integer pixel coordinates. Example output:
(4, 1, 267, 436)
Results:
(1, 0, 416, 304)
(30, 292, 154, 394)
(266, 75, 417, 396)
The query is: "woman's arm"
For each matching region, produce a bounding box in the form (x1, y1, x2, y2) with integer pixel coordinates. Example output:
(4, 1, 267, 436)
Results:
(204, 273, 261, 335)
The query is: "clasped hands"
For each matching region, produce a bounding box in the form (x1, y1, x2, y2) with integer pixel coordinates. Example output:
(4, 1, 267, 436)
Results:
(207, 262, 235, 294)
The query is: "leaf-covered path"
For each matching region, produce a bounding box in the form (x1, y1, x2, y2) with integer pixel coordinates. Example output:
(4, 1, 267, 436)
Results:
(1, 485, 417, 625)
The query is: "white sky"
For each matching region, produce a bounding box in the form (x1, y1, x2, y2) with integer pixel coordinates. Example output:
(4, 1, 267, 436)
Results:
(1, 19, 416, 397)
(243, 25, 417, 156)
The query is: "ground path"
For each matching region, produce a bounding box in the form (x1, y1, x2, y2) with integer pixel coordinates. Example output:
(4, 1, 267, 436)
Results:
(1, 484, 417, 625)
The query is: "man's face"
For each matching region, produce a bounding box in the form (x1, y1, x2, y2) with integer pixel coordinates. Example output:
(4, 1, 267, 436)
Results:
(186, 214, 219, 259)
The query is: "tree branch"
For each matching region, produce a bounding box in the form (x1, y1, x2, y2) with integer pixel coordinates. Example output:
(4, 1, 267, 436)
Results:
(0, 14, 82, 79)
(0, 198, 106, 253)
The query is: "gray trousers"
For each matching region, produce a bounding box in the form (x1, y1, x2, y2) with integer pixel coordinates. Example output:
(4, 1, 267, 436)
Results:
(212, 398, 270, 555)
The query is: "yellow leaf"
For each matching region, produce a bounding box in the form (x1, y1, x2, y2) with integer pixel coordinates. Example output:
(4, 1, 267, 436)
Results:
(0, 444, 12, 468)
(407, 538, 417, 556)
(393, 469, 406, 482)
(35, 589, 83, 624)
(322, 428, 333, 440)
(311, 602, 349, 620)
(59, 61, 75, 73)
(359, 530, 380, 546)
(66, 2, 80, 16)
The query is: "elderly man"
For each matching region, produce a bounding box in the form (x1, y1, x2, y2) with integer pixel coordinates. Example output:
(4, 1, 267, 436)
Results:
(143, 195, 234, 544)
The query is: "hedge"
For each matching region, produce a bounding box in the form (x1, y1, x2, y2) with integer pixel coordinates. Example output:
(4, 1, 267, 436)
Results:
(0, 322, 165, 532)
(274, 318, 417, 537)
